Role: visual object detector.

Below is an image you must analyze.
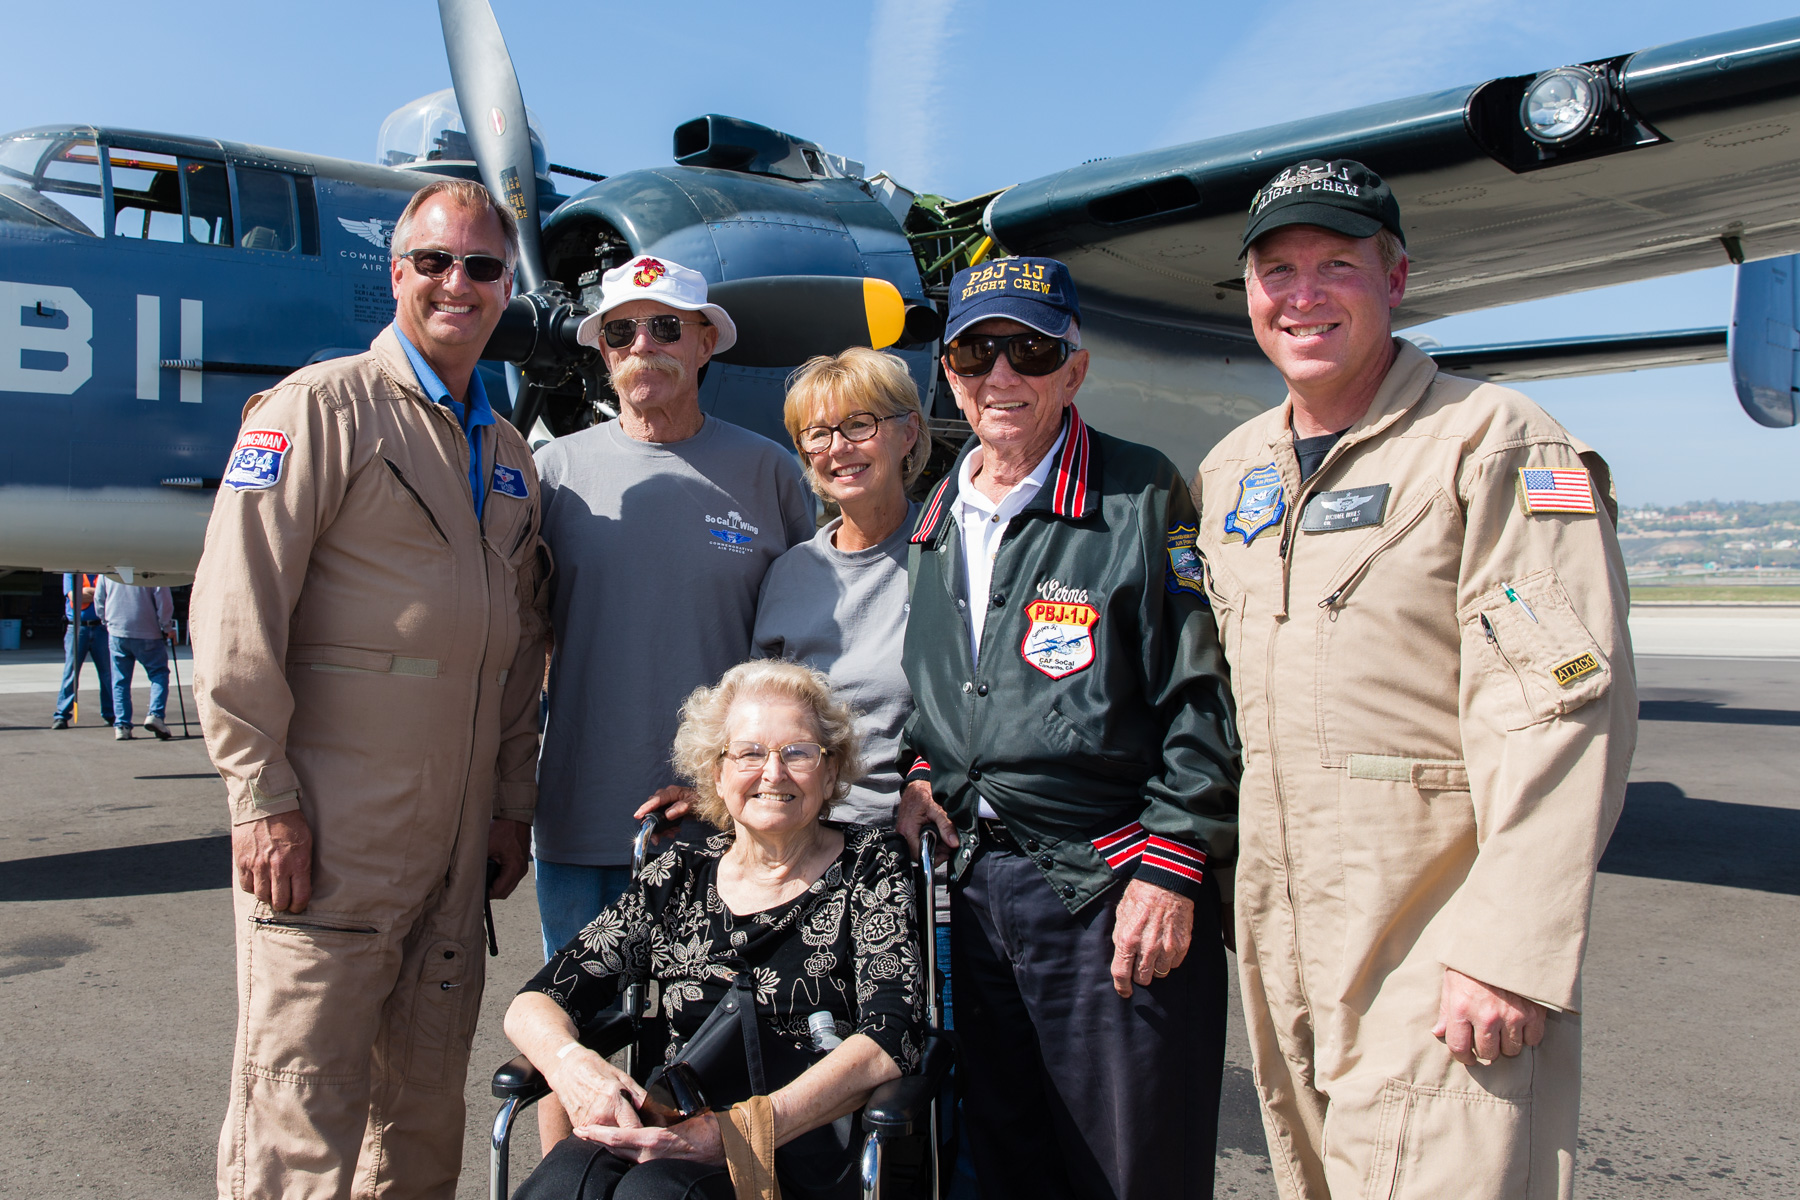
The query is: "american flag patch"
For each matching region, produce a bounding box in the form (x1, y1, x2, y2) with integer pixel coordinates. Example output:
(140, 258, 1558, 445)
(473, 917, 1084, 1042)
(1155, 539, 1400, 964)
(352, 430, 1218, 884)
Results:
(1518, 467, 1595, 514)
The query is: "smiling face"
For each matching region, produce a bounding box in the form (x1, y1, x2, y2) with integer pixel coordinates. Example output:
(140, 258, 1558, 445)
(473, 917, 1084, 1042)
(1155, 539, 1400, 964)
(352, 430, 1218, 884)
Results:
(389, 195, 514, 358)
(1245, 224, 1408, 410)
(599, 298, 719, 413)
(799, 392, 919, 511)
(713, 693, 837, 837)
(944, 318, 1088, 472)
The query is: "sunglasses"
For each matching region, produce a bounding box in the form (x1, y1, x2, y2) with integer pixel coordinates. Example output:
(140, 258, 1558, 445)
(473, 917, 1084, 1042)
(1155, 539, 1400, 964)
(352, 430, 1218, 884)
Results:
(602, 315, 709, 349)
(945, 332, 1073, 378)
(796, 411, 908, 455)
(396, 248, 510, 284)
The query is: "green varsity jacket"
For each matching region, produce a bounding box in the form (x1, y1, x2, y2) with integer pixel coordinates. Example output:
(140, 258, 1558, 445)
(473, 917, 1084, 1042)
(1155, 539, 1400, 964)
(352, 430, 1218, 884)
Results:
(899, 406, 1241, 913)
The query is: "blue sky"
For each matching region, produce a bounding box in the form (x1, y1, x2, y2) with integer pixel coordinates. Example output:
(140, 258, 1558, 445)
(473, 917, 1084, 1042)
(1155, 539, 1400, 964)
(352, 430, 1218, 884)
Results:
(3, 0, 1796, 504)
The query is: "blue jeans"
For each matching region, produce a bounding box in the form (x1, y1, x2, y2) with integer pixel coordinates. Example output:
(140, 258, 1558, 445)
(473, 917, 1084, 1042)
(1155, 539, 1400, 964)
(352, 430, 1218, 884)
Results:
(110, 636, 169, 727)
(54, 623, 113, 723)
(536, 860, 633, 962)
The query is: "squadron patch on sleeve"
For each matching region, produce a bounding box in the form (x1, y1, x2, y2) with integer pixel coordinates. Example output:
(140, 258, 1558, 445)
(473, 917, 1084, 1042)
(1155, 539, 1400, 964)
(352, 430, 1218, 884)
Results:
(1165, 522, 1207, 598)
(222, 429, 290, 491)
(1021, 599, 1099, 679)
(1223, 463, 1286, 546)
(1517, 467, 1596, 514)
(491, 462, 529, 499)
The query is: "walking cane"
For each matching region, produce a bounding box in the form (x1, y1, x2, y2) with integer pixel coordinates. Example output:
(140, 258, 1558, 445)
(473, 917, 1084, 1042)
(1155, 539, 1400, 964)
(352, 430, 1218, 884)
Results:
(166, 631, 194, 738)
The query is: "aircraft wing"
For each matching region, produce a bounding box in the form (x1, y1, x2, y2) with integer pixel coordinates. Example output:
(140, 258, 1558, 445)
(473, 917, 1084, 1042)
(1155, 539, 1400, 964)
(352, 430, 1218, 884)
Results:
(984, 18, 1800, 331)
(1421, 328, 1728, 382)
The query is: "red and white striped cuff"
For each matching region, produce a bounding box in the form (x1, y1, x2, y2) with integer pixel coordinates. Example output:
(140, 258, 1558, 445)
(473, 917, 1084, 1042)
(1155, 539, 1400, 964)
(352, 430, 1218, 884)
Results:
(1091, 820, 1148, 871)
(1134, 835, 1207, 896)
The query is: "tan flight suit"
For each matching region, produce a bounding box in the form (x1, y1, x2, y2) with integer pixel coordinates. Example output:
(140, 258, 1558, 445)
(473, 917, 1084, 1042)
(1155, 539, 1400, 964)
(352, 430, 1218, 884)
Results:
(1193, 340, 1636, 1200)
(192, 327, 549, 1200)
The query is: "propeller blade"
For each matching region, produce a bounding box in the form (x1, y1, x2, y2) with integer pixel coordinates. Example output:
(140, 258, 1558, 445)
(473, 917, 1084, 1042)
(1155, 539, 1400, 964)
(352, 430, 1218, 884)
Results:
(438, 0, 546, 292)
(709, 276, 919, 368)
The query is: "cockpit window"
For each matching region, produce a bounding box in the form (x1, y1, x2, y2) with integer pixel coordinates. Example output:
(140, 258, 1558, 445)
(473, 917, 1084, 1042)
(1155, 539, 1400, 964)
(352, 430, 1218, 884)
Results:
(236, 166, 297, 252)
(110, 147, 183, 241)
(0, 134, 105, 235)
(184, 160, 233, 246)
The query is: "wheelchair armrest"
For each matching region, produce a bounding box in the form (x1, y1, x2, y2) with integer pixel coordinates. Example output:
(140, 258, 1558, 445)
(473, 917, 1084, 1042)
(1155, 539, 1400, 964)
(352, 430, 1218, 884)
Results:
(489, 1010, 640, 1101)
(861, 1032, 953, 1137)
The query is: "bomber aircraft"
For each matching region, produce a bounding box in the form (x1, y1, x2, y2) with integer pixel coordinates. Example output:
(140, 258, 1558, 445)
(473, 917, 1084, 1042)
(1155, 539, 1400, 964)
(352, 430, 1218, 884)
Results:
(2, 1, 1799, 585)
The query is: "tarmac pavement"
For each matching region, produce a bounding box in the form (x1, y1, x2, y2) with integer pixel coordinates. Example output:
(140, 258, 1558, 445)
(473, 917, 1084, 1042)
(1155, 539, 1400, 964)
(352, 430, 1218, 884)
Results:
(1, 649, 1795, 1198)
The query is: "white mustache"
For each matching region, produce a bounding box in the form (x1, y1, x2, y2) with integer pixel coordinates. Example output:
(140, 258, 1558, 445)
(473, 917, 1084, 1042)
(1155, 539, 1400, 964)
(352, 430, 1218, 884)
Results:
(610, 351, 687, 394)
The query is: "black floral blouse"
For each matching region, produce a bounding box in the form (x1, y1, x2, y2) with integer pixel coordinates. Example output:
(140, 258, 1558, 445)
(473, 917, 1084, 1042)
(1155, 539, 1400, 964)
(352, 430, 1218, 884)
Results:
(520, 824, 925, 1074)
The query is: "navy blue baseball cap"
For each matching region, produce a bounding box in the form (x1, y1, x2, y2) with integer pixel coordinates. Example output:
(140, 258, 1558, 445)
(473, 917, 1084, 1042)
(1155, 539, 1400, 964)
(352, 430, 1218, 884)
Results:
(944, 257, 1081, 342)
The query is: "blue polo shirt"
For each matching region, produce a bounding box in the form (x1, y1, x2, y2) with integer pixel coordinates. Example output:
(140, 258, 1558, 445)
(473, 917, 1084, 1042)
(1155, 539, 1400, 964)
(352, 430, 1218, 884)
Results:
(394, 327, 496, 523)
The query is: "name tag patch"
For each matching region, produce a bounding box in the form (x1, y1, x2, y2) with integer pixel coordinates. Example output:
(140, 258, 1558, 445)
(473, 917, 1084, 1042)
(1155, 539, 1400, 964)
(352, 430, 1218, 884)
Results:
(1223, 463, 1286, 546)
(1300, 484, 1390, 533)
(1553, 652, 1601, 687)
(1021, 599, 1098, 679)
(491, 463, 529, 499)
(223, 429, 290, 491)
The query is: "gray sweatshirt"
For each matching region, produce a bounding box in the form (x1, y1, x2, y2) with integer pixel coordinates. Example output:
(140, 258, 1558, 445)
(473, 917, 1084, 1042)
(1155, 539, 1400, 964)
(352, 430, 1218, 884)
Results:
(92, 577, 174, 641)
(752, 502, 920, 826)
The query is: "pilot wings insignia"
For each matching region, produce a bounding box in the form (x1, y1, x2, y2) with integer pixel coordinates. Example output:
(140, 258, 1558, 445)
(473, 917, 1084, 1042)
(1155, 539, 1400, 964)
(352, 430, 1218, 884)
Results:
(338, 217, 396, 249)
(1320, 493, 1374, 513)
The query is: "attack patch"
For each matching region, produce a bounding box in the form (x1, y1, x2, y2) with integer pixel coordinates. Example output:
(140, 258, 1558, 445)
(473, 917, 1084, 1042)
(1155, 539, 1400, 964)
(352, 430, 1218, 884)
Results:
(1165, 523, 1207, 597)
(1223, 463, 1286, 546)
(1021, 599, 1098, 679)
(1553, 652, 1601, 687)
(1518, 467, 1595, 514)
(223, 429, 290, 491)
(1300, 484, 1390, 533)
(491, 463, 529, 499)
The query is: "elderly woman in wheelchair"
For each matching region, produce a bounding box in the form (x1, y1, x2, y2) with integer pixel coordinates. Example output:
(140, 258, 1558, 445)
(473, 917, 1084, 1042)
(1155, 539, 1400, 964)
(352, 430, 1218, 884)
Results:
(503, 659, 928, 1200)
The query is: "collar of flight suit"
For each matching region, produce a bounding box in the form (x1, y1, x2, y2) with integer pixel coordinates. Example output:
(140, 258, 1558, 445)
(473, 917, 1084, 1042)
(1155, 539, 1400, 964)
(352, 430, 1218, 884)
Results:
(911, 403, 1096, 545)
(1263, 337, 1440, 461)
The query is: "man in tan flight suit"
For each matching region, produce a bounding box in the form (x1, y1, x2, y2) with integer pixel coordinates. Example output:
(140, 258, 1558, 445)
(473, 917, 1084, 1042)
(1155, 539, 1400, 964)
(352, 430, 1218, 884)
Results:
(1193, 159, 1636, 1200)
(192, 179, 549, 1199)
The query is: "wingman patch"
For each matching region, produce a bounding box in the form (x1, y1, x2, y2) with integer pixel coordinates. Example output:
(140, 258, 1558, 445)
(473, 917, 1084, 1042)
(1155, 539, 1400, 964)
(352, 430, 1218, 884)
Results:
(491, 463, 529, 499)
(1165, 522, 1207, 598)
(223, 429, 290, 491)
(1300, 484, 1390, 533)
(1021, 599, 1098, 679)
(1223, 463, 1286, 546)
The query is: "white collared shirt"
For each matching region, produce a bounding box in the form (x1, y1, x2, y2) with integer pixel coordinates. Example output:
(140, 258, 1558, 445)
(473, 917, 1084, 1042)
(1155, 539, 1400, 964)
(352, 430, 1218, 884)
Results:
(953, 424, 1069, 667)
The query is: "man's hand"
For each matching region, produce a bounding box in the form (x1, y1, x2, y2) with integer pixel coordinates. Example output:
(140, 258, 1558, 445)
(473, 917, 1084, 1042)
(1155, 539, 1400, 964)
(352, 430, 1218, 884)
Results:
(633, 786, 696, 843)
(1432, 966, 1547, 1066)
(896, 780, 957, 865)
(232, 810, 313, 913)
(488, 818, 532, 899)
(1110, 879, 1194, 998)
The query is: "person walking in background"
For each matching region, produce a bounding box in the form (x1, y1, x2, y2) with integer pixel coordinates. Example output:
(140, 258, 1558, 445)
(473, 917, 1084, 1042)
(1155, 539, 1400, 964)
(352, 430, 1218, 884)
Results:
(50, 571, 114, 730)
(93, 575, 175, 741)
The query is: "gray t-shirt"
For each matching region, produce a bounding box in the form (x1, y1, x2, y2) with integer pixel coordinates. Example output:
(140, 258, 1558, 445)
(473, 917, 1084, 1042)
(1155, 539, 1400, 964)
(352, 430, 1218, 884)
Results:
(751, 502, 919, 827)
(534, 416, 814, 865)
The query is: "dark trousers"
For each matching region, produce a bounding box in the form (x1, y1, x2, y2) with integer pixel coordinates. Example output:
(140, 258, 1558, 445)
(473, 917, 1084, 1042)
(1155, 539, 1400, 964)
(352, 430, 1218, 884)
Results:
(515, 1139, 733, 1200)
(952, 846, 1227, 1200)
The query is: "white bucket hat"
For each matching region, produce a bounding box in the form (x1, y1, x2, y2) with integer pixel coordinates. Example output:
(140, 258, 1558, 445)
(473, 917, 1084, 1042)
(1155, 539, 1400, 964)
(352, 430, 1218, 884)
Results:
(573, 254, 738, 355)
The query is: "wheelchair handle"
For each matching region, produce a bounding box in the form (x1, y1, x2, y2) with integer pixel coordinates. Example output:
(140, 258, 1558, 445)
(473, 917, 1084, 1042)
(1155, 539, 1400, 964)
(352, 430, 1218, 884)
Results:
(631, 813, 671, 878)
(918, 828, 941, 1031)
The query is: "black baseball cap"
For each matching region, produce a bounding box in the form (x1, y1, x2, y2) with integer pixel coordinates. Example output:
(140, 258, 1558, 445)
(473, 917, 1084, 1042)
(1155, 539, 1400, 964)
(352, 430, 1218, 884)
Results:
(1239, 158, 1405, 256)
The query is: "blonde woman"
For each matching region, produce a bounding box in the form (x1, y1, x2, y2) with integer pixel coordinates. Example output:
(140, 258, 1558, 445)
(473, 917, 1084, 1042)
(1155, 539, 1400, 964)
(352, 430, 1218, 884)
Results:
(506, 659, 924, 1200)
(636, 348, 927, 832)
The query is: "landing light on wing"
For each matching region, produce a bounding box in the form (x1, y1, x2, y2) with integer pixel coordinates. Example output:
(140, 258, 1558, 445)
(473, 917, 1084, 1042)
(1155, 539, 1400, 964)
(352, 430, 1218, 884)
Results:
(1521, 66, 1607, 144)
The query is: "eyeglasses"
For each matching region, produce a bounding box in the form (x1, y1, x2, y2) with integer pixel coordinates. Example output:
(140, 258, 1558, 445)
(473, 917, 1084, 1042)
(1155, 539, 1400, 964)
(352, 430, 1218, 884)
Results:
(602, 315, 709, 349)
(796, 411, 909, 455)
(945, 332, 1073, 378)
(396, 248, 510, 284)
(720, 741, 828, 773)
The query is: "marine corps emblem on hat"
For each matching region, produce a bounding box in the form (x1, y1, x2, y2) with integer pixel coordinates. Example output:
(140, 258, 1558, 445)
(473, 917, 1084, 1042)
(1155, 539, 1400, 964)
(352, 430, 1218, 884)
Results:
(633, 258, 667, 288)
(1240, 158, 1405, 256)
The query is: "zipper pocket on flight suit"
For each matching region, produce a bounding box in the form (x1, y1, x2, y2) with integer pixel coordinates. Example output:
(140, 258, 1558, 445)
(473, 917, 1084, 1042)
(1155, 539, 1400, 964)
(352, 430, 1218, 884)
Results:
(253, 916, 379, 936)
(1316, 494, 1436, 612)
(384, 458, 449, 544)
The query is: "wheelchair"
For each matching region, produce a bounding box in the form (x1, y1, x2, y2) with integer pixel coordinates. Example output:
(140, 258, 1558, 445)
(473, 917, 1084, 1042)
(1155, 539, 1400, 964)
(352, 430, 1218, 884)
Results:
(488, 821, 954, 1200)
